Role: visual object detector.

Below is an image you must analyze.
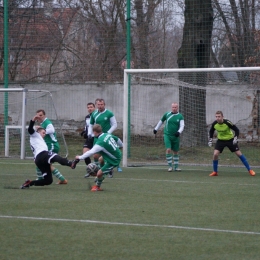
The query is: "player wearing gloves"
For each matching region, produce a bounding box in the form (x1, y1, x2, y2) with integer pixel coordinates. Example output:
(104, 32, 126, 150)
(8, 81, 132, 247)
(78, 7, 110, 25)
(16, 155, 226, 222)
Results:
(153, 102, 184, 172)
(208, 110, 255, 176)
(73, 124, 122, 191)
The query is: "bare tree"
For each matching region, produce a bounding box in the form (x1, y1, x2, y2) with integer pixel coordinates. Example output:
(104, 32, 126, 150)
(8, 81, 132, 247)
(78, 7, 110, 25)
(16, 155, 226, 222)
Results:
(177, 0, 214, 146)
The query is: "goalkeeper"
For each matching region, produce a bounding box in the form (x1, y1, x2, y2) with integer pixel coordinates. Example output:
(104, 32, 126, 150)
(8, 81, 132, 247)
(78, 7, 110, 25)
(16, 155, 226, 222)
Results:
(153, 102, 184, 172)
(208, 110, 255, 176)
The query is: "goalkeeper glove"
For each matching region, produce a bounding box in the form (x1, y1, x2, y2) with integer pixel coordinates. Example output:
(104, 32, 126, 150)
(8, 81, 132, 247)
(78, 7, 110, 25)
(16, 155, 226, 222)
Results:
(233, 136, 238, 145)
(153, 129, 157, 135)
(208, 138, 213, 147)
(175, 132, 180, 137)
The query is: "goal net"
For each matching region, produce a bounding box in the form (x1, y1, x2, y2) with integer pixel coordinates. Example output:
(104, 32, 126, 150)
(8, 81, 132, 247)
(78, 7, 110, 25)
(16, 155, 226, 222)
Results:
(123, 67, 260, 167)
(0, 88, 68, 159)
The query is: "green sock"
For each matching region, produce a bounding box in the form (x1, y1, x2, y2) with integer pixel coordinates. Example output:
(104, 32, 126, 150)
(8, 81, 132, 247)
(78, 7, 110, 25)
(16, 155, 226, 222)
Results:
(52, 168, 65, 181)
(96, 176, 104, 187)
(36, 167, 43, 180)
(166, 154, 173, 167)
(173, 154, 179, 169)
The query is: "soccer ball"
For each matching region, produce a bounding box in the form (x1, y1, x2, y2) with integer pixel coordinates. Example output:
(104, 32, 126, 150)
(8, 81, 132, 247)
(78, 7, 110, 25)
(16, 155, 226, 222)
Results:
(86, 163, 100, 176)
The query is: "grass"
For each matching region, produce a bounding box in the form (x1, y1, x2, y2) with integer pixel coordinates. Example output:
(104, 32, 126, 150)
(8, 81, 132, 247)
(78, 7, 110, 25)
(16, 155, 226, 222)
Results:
(0, 159, 260, 260)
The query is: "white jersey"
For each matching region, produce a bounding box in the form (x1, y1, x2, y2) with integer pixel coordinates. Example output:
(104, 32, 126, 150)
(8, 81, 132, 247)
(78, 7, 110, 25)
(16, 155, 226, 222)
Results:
(30, 132, 48, 158)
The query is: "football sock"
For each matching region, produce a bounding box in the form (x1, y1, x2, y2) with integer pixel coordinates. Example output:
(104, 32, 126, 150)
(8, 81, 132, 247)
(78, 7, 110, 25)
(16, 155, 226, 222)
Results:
(52, 168, 65, 181)
(36, 167, 44, 180)
(166, 154, 173, 167)
(94, 158, 99, 166)
(213, 160, 218, 172)
(96, 177, 104, 187)
(85, 157, 91, 165)
(173, 154, 179, 169)
(239, 154, 250, 171)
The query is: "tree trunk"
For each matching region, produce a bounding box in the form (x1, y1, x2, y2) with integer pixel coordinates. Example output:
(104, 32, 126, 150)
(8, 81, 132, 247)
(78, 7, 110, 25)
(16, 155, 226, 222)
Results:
(177, 0, 213, 146)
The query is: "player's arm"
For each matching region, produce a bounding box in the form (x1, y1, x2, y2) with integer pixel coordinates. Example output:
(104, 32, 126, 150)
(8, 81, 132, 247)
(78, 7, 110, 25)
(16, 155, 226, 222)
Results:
(208, 121, 217, 147)
(77, 144, 102, 160)
(225, 119, 239, 144)
(225, 120, 239, 137)
(45, 123, 55, 134)
(107, 116, 117, 134)
(111, 135, 123, 148)
(175, 119, 185, 136)
(28, 118, 36, 135)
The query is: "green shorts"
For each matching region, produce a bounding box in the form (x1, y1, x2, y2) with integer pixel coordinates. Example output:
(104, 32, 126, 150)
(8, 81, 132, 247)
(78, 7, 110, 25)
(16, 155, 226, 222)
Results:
(164, 134, 180, 152)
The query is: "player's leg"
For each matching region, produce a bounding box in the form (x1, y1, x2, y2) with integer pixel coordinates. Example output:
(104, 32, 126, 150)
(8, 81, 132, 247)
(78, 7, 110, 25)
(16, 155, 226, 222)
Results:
(234, 149, 255, 176)
(21, 152, 53, 188)
(164, 134, 173, 171)
(117, 148, 123, 172)
(172, 139, 181, 171)
(91, 162, 114, 191)
(209, 140, 224, 176)
(49, 145, 68, 183)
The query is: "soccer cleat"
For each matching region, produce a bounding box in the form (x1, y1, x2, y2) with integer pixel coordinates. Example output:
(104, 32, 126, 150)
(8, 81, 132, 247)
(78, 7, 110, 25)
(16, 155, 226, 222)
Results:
(91, 185, 103, 191)
(20, 179, 31, 189)
(108, 170, 114, 178)
(71, 159, 80, 169)
(168, 167, 173, 172)
(84, 173, 90, 178)
(117, 167, 122, 172)
(56, 179, 68, 184)
(174, 168, 181, 172)
(249, 170, 255, 176)
(209, 171, 218, 176)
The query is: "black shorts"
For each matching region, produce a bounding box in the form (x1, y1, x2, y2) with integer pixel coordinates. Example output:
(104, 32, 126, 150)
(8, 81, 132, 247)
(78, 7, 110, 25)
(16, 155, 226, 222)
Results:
(215, 139, 239, 153)
(83, 137, 94, 149)
(35, 151, 56, 175)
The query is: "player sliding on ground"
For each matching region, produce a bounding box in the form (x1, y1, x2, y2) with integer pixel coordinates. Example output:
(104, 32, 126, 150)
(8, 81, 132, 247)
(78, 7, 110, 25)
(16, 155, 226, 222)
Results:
(72, 124, 122, 191)
(208, 110, 255, 176)
(20, 115, 78, 189)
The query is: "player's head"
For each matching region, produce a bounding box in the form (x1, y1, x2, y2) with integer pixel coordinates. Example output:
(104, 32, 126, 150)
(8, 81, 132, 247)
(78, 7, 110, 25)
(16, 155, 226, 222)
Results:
(96, 98, 105, 112)
(92, 124, 103, 137)
(215, 111, 224, 123)
(37, 127, 46, 138)
(87, 102, 95, 114)
(36, 109, 46, 123)
(171, 103, 179, 114)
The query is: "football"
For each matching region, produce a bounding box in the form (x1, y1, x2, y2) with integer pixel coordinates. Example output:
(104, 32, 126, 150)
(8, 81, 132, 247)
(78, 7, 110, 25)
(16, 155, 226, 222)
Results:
(86, 163, 100, 176)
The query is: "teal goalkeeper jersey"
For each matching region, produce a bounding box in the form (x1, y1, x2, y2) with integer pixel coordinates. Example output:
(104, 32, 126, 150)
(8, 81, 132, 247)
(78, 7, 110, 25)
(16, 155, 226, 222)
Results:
(161, 112, 184, 136)
(90, 109, 115, 133)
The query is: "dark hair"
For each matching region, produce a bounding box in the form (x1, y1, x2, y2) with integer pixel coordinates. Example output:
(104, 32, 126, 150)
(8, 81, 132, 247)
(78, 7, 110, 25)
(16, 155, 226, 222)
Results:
(36, 109, 46, 115)
(87, 102, 95, 107)
(37, 127, 46, 132)
(95, 98, 105, 104)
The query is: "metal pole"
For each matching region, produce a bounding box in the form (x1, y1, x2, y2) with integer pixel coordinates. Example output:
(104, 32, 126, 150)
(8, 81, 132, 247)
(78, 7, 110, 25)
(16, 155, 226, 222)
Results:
(20, 89, 28, 159)
(4, 0, 9, 126)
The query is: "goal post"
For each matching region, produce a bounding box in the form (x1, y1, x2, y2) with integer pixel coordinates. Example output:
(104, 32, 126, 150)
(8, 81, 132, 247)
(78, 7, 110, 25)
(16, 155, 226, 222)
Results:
(123, 67, 260, 167)
(0, 88, 68, 159)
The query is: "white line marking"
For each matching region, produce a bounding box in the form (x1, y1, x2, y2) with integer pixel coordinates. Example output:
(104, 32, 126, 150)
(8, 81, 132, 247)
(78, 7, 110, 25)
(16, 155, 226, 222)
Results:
(0, 215, 259, 235)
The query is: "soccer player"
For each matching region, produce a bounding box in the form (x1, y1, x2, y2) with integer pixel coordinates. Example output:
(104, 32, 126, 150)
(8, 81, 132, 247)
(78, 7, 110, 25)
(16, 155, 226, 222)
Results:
(20, 116, 77, 189)
(153, 102, 184, 172)
(35, 109, 68, 184)
(208, 110, 255, 176)
(88, 98, 122, 174)
(81, 102, 96, 177)
(73, 124, 122, 191)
